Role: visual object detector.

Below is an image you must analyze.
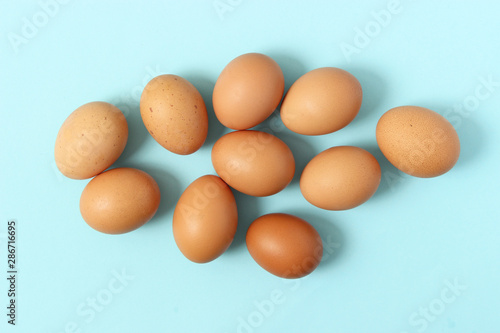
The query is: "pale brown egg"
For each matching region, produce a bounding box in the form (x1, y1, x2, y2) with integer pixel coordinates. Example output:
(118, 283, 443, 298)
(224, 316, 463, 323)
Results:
(280, 67, 362, 135)
(213, 53, 285, 130)
(376, 106, 460, 178)
(246, 213, 323, 278)
(300, 146, 381, 210)
(80, 168, 161, 234)
(211, 130, 295, 197)
(140, 74, 208, 155)
(173, 175, 238, 263)
(54, 101, 128, 179)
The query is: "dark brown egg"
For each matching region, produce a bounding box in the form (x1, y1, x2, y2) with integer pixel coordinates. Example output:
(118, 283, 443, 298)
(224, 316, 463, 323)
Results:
(246, 213, 323, 278)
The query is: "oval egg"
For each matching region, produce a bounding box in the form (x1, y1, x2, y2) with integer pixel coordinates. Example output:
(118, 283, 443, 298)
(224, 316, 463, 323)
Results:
(280, 67, 362, 135)
(246, 213, 323, 278)
(80, 168, 161, 234)
(376, 106, 460, 177)
(140, 74, 208, 155)
(211, 130, 295, 197)
(300, 146, 381, 210)
(213, 53, 285, 130)
(173, 175, 238, 263)
(54, 101, 128, 179)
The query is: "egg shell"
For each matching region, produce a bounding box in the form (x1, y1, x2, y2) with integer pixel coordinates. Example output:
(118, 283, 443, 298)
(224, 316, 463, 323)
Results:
(173, 175, 238, 263)
(213, 53, 285, 130)
(211, 130, 295, 197)
(246, 213, 323, 279)
(140, 74, 208, 155)
(300, 146, 381, 210)
(376, 106, 460, 178)
(80, 168, 161, 234)
(54, 101, 128, 179)
(280, 67, 362, 135)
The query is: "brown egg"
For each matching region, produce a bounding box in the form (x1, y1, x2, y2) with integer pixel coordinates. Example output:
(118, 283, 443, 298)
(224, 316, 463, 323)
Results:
(376, 106, 460, 177)
(213, 53, 285, 130)
(140, 74, 208, 155)
(54, 101, 128, 179)
(80, 168, 161, 234)
(211, 130, 295, 197)
(280, 67, 362, 135)
(173, 175, 238, 263)
(246, 213, 323, 278)
(300, 146, 381, 210)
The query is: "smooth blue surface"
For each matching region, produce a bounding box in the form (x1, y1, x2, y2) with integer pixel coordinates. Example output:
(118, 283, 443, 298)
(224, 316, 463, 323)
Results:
(1, 1, 499, 332)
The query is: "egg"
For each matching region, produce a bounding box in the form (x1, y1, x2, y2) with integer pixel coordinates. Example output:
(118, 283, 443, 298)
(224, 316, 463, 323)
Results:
(140, 74, 208, 155)
(376, 106, 460, 177)
(246, 213, 323, 278)
(300, 146, 381, 210)
(80, 168, 161, 234)
(173, 175, 238, 263)
(280, 67, 362, 135)
(54, 101, 128, 179)
(213, 53, 285, 130)
(211, 130, 295, 196)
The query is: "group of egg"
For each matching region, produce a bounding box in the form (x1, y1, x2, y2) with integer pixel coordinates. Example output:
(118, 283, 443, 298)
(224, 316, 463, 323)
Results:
(55, 53, 460, 279)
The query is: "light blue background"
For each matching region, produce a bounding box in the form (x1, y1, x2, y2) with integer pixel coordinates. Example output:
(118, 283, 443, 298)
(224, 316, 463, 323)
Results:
(1, 1, 499, 332)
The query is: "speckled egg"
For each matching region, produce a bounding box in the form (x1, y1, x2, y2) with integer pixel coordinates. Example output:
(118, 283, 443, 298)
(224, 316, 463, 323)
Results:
(376, 106, 460, 177)
(140, 74, 208, 155)
(54, 101, 128, 179)
(246, 213, 323, 278)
